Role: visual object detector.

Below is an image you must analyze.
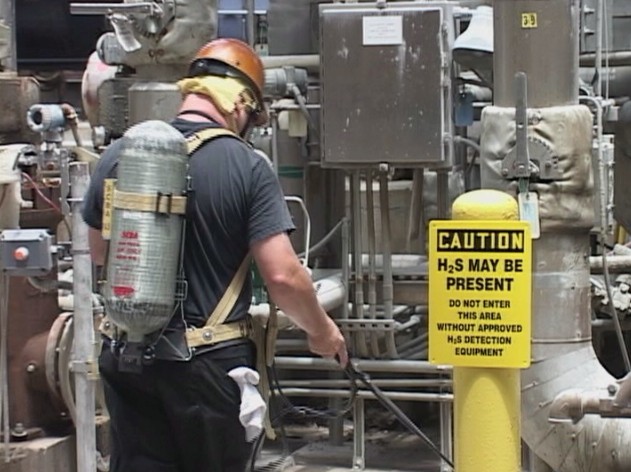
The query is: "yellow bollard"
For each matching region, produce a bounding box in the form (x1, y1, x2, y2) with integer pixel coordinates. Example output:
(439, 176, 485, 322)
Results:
(451, 189, 521, 472)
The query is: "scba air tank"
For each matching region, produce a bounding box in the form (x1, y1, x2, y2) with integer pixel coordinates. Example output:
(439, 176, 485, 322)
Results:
(104, 120, 188, 339)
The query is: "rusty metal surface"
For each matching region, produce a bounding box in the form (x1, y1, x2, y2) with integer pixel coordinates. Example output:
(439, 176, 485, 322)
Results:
(7, 276, 68, 432)
(0, 74, 40, 144)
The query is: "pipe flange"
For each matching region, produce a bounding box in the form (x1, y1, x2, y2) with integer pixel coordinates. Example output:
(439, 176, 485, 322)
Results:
(44, 312, 73, 409)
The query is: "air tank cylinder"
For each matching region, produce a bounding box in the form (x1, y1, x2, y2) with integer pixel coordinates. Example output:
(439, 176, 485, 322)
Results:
(104, 120, 188, 339)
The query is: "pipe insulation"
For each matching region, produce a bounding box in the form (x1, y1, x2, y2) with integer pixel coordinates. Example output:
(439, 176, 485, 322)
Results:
(480, 101, 631, 469)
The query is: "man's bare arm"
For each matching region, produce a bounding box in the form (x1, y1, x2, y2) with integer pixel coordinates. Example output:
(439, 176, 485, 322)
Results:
(251, 232, 348, 365)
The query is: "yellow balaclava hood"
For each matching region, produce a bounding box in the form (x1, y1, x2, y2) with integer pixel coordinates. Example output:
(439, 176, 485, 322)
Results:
(177, 75, 257, 116)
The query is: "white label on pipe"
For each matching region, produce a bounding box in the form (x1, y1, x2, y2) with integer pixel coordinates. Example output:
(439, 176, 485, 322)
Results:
(362, 16, 403, 46)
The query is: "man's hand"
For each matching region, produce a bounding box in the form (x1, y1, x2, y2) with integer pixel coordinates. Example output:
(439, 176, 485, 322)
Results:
(306, 316, 348, 367)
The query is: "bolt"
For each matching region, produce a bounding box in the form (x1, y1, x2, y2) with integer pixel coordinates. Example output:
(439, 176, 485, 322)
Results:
(607, 384, 617, 395)
(202, 331, 213, 341)
(11, 423, 27, 441)
(26, 363, 36, 373)
(501, 168, 509, 177)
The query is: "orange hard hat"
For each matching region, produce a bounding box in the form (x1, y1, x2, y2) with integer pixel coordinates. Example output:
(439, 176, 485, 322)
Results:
(189, 38, 267, 125)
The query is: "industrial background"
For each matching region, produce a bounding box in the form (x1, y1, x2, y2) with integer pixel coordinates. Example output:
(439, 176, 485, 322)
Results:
(0, 0, 630, 471)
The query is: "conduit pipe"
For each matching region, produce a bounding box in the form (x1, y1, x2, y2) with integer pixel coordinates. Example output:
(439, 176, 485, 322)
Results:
(379, 170, 398, 359)
(70, 162, 97, 472)
(351, 173, 368, 357)
(261, 55, 319, 71)
(366, 171, 380, 357)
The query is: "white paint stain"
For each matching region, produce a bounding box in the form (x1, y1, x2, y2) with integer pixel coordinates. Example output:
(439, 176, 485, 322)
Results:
(337, 45, 349, 60)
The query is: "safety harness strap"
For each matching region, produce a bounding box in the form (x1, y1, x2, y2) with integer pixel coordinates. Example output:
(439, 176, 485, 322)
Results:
(183, 126, 251, 343)
(186, 127, 242, 154)
(112, 189, 188, 215)
(185, 318, 251, 348)
(184, 254, 252, 346)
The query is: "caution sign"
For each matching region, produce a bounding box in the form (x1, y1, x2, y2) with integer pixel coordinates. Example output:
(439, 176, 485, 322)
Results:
(428, 220, 532, 368)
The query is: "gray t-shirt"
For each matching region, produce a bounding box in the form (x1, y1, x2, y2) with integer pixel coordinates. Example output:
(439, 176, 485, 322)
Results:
(82, 119, 295, 330)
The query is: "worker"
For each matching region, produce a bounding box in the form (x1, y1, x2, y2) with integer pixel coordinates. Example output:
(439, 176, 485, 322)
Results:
(81, 38, 349, 472)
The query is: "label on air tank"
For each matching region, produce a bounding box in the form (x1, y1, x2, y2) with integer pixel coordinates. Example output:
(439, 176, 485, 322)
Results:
(428, 220, 532, 368)
(101, 179, 116, 240)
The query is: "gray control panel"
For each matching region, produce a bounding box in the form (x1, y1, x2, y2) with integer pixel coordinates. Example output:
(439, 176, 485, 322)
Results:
(0, 229, 53, 276)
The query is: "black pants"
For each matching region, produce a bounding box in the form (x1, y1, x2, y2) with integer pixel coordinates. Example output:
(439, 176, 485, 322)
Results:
(99, 344, 255, 472)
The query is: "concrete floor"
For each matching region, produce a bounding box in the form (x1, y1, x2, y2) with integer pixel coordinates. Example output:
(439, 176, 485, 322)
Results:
(256, 426, 446, 472)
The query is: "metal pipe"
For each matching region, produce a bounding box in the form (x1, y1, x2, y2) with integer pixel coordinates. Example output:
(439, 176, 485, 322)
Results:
(379, 169, 397, 358)
(407, 168, 424, 253)
(440, 400, 453, 472)
(356, 254, 426, 270)
(435, 170, 450, 220)
(594, 0, 603, 98)
(276, 388, 453, 403)
(590, 255, 631, 273)
(0, 274, 9, 461)
(270, 111, 279, 171)
(353, 398, 365, 470)
(396, 332, 429, 353)
(274, 356, 451, 374)
(580, 51, 631, 67)
(365, 170, 380, 357)
(351, 172, 368, 357)
(298, 217, 345, 260)
(261, 55, 320, 71)
(244, 0, 256, 47)
(70, 162, 96, 472)
(61, 104, 83, 149)
(218, 9, 265, 15)
(341, 212, 350, 322)
(592, 319, 631, 330)
(278, 379, 451, 388)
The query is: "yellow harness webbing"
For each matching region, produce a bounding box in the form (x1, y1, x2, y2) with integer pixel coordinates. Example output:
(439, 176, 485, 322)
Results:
(108, 128, 242, 217)
(182, 127, 252, 346)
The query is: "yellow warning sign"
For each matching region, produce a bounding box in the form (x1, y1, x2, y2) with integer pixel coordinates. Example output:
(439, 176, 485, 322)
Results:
(428, 220, 532, 368)
(101, 178, 116, 240)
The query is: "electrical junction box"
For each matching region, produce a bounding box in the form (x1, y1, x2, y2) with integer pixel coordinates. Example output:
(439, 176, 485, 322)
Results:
(319, 2, 455, 168)
(0, 229, 53, 276)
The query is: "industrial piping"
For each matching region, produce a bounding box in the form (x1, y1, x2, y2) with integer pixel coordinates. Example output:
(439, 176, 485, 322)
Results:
(481, 0, 631, 470)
